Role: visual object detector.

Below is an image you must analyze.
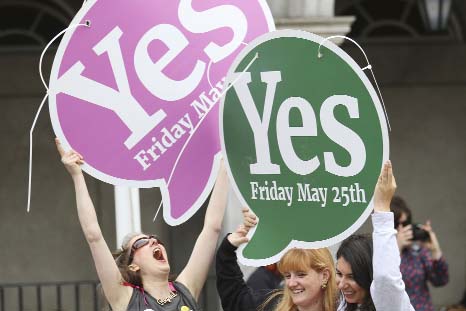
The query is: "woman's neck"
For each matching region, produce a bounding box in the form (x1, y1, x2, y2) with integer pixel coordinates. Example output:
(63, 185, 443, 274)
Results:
(142, 276, 174, 300)
(297, 299, 324, 311)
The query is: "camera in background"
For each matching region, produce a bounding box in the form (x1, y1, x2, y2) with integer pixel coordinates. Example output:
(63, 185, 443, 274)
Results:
(411, 224, 431, 242)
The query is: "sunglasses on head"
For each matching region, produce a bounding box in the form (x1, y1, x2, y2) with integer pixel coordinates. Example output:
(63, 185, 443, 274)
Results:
(128, 235, 164, 264)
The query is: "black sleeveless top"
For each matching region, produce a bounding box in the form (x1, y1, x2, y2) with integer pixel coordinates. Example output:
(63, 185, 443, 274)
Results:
(125, 281, 201, 311)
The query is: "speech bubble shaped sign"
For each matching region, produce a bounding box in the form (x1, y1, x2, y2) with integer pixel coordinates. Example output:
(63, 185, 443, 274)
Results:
(48, 0, 274, 225)
(220, 30, 389, 265)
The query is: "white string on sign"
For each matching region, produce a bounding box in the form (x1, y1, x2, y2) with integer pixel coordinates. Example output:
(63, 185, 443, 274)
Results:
(317, 35, 391, 132)
(152, 52, 260, 222)
(27, 20, 91, 213)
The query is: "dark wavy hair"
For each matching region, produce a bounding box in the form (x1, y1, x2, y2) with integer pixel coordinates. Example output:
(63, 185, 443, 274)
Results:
(336, 234, 375, 311)
(390, 195, 412, 228)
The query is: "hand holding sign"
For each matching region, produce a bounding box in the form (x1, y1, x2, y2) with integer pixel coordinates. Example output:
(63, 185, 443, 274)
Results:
(220, 30, 389, 265)
(227, 224, 250, 248)
(56, 138, 84, 177)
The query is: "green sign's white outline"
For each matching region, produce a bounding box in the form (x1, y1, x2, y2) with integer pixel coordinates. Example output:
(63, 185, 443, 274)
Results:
(219, 29, 389, 266)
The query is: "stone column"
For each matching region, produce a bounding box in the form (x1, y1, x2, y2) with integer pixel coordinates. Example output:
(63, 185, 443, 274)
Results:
(266, 0, 288, 18)
(270, 0, 355, 45)
(114, 187, 141, 248)
(288, 0, 334, 18)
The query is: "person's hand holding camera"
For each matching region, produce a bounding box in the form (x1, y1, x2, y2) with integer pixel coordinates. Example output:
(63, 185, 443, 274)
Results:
(396, 223, 413, 251)
(420, 220, 443, 260)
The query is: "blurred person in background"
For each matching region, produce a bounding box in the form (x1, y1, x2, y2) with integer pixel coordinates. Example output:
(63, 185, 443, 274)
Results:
(246, 264, 283, 291)
(391, 196, 449, 311)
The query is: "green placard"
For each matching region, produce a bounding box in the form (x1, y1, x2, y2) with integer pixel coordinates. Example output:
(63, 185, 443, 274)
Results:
(220, 30, 389, 266)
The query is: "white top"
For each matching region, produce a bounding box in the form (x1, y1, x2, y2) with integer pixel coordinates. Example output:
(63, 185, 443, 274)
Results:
(337, 212, 415, 311)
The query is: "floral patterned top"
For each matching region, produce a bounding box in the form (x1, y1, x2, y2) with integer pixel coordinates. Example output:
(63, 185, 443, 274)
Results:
(400, 244, 449, 311)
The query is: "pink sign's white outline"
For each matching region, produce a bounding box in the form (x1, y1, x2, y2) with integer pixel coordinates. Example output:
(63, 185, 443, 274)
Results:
(48, 0, 275, 225)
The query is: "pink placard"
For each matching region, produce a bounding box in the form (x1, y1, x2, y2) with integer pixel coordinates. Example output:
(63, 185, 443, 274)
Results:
(49, 0, 274, 225)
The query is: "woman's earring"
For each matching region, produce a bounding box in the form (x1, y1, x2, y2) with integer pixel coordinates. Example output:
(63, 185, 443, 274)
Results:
(321, 280, 328, 290)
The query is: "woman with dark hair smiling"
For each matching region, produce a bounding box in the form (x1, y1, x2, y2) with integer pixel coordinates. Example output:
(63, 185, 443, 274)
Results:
(390, 196, 448, 311)
(335, 161, 414, 311)
(56, 138, 229, 311)
(336, 235, 374, 310)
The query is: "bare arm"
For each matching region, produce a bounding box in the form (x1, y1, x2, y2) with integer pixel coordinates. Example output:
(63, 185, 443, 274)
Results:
(176, 160, 230, 300)
(56, 139, 131, 309)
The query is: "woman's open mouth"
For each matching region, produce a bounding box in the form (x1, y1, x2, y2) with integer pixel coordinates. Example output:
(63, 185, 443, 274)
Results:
(153, 247, 165, 261)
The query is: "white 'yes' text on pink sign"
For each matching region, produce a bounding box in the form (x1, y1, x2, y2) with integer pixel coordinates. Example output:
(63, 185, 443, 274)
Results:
(48, 0, 274, 225)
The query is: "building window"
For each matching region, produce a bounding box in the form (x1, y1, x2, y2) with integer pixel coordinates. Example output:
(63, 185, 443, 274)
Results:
(0, 0, 76, 50)
(335, 0, 464, 42)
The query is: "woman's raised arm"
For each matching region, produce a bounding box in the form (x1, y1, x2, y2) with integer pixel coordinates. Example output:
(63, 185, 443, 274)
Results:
(55, 139, 131, 310)
(176, 160, 230, 300)
(371, 161, 414, 311)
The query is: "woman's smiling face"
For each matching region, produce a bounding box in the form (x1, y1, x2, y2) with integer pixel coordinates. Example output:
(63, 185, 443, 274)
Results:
(336, 256, 367, 304)
(283, 268, 327, 309)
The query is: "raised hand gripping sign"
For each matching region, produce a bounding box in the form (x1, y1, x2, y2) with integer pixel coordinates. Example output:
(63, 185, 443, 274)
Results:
(48, 0, 274, 225)
(220, 30, 389, 265)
